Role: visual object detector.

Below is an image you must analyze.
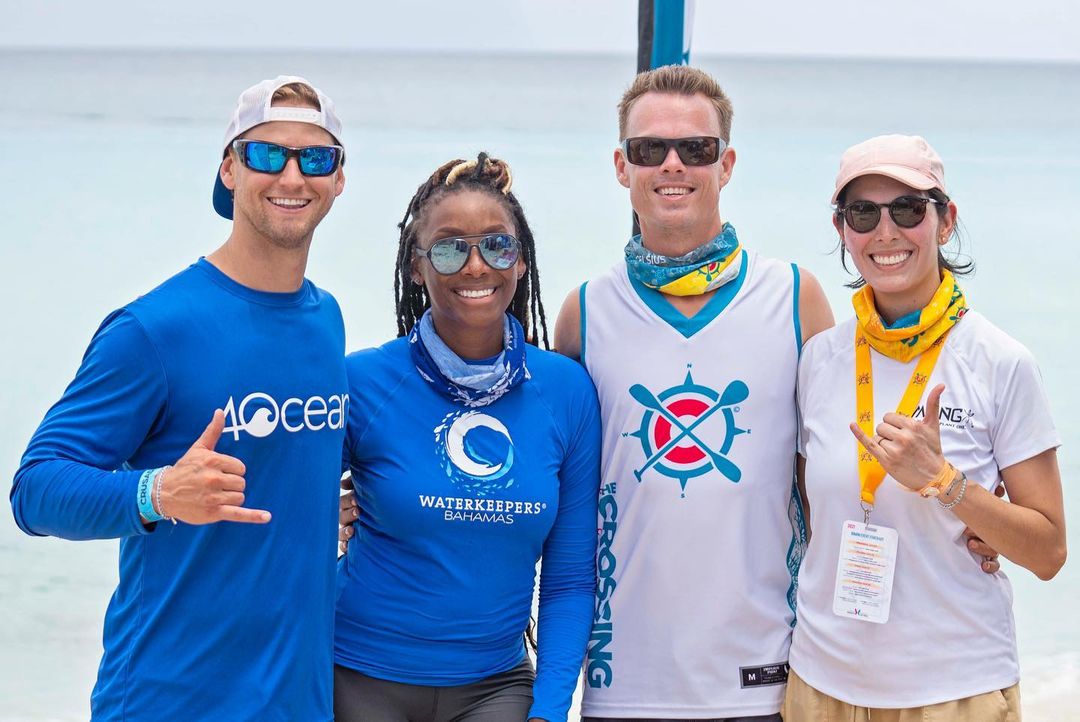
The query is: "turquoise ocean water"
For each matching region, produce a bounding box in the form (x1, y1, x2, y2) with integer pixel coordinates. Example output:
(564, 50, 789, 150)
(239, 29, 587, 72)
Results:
(1, 50, 1077, 720)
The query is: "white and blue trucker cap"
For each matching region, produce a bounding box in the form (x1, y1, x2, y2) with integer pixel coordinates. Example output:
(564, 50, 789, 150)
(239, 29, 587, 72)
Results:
(212, 75, 344, 220)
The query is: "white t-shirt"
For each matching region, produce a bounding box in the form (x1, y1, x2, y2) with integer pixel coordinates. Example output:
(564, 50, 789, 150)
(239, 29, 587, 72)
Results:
(789, 312, 1060, 708)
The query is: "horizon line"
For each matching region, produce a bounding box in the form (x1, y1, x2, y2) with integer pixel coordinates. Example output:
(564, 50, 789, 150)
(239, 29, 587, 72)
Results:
(2, 45, 1078, 68)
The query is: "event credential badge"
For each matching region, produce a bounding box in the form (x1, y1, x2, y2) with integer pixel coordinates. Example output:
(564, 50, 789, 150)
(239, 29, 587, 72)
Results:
(832, 520, 898, 624)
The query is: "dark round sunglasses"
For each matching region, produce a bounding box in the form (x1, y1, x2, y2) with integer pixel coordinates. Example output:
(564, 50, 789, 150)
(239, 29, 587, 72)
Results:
(414, 233, 521, 275)
(622, 136, 725, 167)
(839, 195, 947, 234)
(233, 139, 344, 177)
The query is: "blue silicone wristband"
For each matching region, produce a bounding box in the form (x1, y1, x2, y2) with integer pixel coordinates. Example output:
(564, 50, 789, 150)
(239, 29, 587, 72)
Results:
(137, 468, 164, 522)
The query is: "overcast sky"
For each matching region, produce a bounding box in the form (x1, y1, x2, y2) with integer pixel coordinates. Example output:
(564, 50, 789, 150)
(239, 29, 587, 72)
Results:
(3, 0, 1078, 63)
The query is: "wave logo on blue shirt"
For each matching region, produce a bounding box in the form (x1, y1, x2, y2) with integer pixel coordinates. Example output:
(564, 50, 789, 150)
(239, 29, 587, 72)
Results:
(434, 410, 515, 496)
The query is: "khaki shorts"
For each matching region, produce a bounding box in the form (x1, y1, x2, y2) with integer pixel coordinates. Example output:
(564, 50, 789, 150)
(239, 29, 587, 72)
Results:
(781, 668, 1021, 722)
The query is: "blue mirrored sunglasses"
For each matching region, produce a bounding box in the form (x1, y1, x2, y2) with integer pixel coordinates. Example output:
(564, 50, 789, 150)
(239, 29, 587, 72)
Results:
(232, 139, 344, 177)
(414, 233, 521, 275)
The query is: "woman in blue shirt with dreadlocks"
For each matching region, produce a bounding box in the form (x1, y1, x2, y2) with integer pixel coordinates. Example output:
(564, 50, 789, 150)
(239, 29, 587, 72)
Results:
(334, 153, 600, 722)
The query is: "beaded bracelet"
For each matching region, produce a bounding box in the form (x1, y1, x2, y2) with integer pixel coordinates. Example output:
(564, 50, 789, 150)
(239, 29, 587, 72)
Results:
(153, 465, 177, 525)
(937, 472, 968, 510)
(941, 469, 965, 498)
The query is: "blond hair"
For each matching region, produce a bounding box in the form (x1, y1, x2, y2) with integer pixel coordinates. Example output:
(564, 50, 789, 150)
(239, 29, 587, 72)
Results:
(617, 65, 733, 142)
(444, 156, 513, 194)
(271, 82, 321, 110)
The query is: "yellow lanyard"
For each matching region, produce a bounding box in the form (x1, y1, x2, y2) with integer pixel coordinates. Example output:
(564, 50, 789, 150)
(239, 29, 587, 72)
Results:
(855, 325, 950, 520)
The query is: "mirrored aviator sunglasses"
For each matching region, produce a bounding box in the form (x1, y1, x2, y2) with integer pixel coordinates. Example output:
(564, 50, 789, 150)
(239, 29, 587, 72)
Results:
(622, 136, 725, 166)
(841, 195, 947, 233)
(415, 233, 521, 275)
(233, 139, 344, 177)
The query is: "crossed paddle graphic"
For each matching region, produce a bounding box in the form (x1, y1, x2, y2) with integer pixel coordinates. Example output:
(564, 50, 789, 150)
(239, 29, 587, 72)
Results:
(630, 380, 749, 483)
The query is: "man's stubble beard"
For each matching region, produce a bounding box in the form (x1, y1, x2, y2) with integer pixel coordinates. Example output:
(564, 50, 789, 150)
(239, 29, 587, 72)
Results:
(242, 205, 322, 252)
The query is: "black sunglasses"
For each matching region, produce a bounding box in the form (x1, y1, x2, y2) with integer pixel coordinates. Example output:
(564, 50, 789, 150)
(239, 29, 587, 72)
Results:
(839, 195, 947, 233)
(414, 233, 521, 275)
(622, 136, 726, 166)
(232, 139, 344, 177)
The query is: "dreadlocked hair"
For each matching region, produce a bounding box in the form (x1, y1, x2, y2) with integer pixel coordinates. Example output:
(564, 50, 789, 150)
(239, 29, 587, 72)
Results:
(393, 152, 550, 349)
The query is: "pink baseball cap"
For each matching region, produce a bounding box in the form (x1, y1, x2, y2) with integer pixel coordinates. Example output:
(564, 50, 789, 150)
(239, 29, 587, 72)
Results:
(831, 134, 946, 205)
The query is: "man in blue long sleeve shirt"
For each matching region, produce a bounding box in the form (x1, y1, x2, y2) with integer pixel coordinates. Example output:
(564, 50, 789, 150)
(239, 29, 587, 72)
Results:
(10, 75, 349, 721)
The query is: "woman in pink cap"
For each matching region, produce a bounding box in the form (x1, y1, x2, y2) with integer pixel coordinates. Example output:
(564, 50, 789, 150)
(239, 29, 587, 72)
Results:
(784, 135, 1066, 720)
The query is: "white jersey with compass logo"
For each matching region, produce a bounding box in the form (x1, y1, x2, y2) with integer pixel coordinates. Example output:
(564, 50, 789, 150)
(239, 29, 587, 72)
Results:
(579, 248, 805, 719)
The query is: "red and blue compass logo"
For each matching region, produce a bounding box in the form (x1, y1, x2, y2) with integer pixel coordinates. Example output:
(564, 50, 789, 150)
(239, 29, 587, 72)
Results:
(625, 367, 749, 496)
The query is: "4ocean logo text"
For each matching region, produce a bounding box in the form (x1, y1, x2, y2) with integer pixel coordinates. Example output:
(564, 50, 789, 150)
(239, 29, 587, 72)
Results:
(221, 391, 349, 440)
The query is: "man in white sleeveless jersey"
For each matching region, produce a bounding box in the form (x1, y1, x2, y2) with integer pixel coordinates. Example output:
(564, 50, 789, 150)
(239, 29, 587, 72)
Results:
(554, 65, 834, 722)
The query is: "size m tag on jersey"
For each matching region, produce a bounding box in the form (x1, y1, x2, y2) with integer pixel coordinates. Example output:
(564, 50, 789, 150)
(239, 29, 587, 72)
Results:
(739, 662, 789, 688)
(832, 520, 898, 624)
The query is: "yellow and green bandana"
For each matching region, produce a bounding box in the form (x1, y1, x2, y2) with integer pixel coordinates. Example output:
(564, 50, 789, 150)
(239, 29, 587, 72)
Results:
(852, 270, 968, 363)
(624, 223, 743, 296)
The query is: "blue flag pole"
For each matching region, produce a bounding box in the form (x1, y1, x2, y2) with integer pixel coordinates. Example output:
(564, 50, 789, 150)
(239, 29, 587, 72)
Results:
(638, 0, 694, 72)
(633, 0, 695, 234)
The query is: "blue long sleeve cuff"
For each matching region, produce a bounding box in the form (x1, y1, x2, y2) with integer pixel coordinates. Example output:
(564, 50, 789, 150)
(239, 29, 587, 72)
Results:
(10, 310, 168, 540)
(12, 462, 151, 539)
